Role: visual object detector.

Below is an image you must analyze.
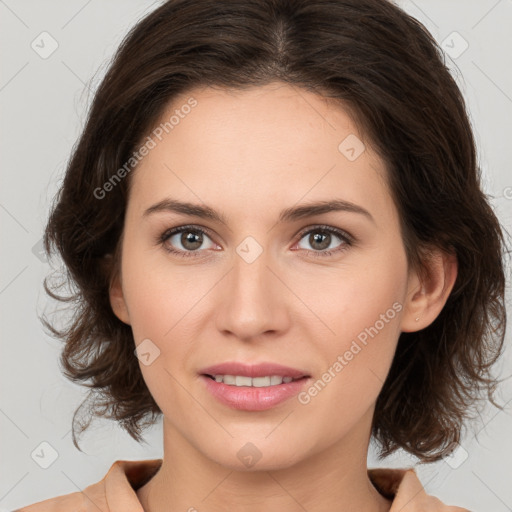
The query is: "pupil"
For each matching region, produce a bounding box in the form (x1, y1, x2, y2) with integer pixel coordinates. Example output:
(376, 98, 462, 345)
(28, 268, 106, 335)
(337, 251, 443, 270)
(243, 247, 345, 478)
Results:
(311, 232, 330, 250)
(183, 231, 202, 250)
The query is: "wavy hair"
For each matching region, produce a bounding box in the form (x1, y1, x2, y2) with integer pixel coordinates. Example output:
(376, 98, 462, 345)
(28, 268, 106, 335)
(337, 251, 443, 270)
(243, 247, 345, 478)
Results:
(42, 0, 509, 462)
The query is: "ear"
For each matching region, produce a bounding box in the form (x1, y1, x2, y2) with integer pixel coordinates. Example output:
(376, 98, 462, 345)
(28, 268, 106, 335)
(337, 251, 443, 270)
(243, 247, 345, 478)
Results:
(103, 254, 131, 325)
(400, 248, 457, 332)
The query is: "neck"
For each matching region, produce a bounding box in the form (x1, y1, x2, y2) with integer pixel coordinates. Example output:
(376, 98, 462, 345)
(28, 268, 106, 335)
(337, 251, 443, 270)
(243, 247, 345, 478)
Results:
(137, 410, 391, 512)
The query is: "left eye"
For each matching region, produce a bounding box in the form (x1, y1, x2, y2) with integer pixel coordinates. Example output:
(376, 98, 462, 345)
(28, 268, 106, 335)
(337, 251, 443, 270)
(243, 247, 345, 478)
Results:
(296, 227, 350, 255)
(158, 225, 353, 258)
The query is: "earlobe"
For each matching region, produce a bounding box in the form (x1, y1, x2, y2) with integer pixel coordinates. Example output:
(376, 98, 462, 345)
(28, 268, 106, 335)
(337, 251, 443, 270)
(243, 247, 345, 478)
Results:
(401, 249, 458, 333)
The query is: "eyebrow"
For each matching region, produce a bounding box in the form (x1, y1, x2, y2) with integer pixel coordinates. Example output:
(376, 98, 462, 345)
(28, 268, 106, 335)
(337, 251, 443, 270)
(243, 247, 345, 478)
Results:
(143, 198, 374, 224)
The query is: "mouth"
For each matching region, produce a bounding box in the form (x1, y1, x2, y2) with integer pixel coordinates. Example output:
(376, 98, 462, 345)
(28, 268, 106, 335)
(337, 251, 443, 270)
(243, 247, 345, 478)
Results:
(198, 362, 311, 411)
(199, 361, 310, 380)
(202, 374, 309, 387)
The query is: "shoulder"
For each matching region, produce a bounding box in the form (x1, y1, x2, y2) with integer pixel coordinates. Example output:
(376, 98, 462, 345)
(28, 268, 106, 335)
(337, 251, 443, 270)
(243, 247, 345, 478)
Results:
(368, 467, 471, 511)
(13, 491, 85, 511)
(12, 458, 161, 512)
(12, 471, 109, 512)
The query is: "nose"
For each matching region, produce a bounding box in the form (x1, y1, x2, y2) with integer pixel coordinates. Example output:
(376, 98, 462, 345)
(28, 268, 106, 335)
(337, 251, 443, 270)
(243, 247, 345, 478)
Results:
(215, 244, 290, 341)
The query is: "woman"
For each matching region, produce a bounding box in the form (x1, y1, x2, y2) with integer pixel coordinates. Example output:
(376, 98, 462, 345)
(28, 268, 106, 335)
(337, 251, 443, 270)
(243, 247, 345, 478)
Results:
(16, 0, 507, 510)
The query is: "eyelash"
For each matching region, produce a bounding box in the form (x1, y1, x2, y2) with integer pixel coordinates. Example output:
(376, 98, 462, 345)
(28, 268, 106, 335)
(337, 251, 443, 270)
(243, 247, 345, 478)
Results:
(157, 224, 354, 259)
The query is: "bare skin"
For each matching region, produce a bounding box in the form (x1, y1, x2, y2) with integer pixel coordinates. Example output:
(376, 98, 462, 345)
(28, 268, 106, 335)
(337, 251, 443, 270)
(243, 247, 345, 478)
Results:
(109, 81, 457, 512)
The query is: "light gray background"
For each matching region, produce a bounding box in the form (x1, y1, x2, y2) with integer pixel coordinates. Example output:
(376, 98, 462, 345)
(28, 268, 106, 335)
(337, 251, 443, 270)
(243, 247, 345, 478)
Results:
(1, 1, 511, 510)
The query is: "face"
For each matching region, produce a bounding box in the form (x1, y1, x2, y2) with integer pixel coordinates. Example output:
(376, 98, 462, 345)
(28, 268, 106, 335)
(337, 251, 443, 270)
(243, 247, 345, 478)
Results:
(110, 82, 419, 471)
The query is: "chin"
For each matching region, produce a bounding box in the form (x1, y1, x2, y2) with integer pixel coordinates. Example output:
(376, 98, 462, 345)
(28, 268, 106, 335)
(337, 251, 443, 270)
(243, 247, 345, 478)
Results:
(202, 437, 310, 472)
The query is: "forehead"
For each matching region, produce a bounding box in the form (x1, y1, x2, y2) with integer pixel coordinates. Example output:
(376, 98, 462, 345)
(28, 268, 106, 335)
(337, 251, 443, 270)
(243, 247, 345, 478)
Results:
(128, 82, 393, 223)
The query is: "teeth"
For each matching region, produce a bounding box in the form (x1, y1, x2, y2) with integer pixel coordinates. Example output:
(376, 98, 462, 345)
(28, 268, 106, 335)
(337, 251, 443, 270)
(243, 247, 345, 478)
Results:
(235, 375, 252, 386)
(210, 375, 297, 387)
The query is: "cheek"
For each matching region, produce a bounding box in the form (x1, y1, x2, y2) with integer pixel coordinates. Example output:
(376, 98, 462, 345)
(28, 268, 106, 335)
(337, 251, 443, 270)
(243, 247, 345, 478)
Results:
(120, 252, 202, 409)
(303, 244, 406, 342)
(121, 245, 205, 342)
(301, 245, 407, 394)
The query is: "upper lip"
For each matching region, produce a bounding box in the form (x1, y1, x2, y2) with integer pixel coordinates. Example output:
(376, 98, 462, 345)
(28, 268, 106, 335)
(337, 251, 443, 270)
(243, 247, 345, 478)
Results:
(199, 362, 310, 379)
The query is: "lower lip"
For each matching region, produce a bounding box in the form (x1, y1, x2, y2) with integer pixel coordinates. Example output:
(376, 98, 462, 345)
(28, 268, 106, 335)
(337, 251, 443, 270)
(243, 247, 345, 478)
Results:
(200, 375, 310, 411)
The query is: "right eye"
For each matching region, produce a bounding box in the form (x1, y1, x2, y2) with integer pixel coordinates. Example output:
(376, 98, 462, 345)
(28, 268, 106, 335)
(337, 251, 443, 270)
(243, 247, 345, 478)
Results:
(158, 225, 219, 258)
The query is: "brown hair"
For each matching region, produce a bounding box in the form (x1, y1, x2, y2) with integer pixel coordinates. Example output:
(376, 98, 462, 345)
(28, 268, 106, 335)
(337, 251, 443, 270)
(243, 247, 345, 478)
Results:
(42, 0, 509, 462)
